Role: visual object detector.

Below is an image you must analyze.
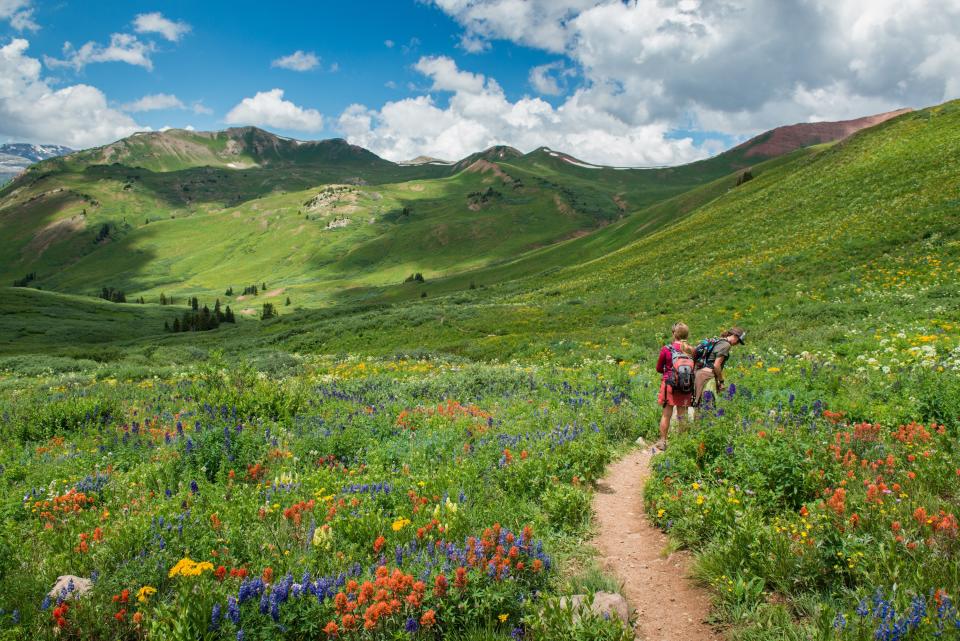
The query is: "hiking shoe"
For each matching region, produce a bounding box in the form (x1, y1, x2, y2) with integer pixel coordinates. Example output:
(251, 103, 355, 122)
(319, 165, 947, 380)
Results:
(654, 439, 667, 451)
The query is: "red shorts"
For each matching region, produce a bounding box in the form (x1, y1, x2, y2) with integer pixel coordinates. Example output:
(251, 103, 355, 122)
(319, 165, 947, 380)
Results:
(658, 379, 692, 407)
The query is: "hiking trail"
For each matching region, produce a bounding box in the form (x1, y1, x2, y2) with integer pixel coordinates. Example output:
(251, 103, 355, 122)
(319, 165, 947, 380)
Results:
(592, 446, 721, 641)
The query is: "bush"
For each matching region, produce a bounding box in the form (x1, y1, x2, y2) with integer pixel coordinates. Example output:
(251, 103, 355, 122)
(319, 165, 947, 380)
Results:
(543, 483, 592, 533)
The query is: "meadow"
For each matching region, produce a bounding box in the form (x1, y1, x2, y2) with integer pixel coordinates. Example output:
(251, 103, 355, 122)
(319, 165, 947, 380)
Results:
(0, 102, 959, 640)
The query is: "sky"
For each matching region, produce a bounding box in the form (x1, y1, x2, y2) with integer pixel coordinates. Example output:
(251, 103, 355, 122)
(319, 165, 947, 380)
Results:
(1, 0, 959, 166)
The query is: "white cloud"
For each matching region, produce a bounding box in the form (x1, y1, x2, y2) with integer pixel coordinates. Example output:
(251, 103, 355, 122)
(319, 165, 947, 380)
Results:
(0, 38, 143, 148)
(337, 55, 704, 166)
(0, 0, 37, 31)
(122, 93, 185, 112)
(271, 50, 320, 72)
(428, 0, 960, 138)
(415, 55, 489, 93)
(46, 33, 156, 71)
(384, 39, 395, 48)
(133, 12, 191, 42)
(225, 88, 324, 132)
(192, 101, 213, 115)
(529, 61, 574, 96)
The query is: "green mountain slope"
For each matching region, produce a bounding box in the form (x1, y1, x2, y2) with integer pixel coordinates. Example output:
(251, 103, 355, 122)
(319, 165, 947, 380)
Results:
(148, 100, 957, 358)
(0, 111, 891, 308)
(2, 101, 953, 362)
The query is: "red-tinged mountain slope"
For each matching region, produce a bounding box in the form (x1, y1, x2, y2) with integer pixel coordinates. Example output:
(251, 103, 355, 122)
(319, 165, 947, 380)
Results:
(734, 108, 912, 159)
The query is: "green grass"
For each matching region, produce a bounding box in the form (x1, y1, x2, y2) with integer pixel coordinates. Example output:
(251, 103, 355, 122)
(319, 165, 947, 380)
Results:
(0, 101, 958, 641)
(0, 119, 826, 311)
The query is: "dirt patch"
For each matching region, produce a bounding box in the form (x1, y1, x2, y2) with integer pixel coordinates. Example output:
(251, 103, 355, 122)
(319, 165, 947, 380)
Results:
(236, 295, 247, 301)
(553, 195, 576, 219)
(407, 184, 425, 192)
(239, 308, 257, 316)
(592, 448, 721, 641)
(25, 213, 86, 257)
(613, 194, 628, 212)
(303, 185, 360, 215)
(464, 159, 512, 183)
(263, 288, 285, 298)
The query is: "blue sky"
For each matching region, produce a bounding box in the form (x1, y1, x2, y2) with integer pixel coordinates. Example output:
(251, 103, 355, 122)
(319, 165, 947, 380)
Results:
(22, 1, 552, 130)
(1, 1, 957, 165)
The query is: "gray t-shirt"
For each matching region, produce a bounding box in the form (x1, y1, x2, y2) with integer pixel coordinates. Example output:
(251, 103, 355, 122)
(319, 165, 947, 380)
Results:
(705, 339, 731, 369)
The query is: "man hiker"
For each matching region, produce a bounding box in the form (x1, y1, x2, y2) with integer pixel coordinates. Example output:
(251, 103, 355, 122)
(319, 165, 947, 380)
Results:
(693, 327, 746, 410)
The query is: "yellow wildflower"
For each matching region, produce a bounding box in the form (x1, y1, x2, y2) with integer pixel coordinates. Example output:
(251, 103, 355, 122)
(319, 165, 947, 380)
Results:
(136, 586, 157, 603)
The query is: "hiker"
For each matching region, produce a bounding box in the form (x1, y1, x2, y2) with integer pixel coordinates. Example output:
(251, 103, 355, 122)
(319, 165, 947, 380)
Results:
(654, 322, 696, 451)
(693, 327, 746, 410)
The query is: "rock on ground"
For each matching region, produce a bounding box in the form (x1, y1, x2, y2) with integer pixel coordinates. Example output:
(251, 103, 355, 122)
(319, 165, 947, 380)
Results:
(559, 592, 632, 626)
(48, 575, 93, 599)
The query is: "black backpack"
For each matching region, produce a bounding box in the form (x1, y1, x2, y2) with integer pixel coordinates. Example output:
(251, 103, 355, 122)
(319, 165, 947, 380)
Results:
(694, 337, 726, 370)
(667, 346, 695, 394)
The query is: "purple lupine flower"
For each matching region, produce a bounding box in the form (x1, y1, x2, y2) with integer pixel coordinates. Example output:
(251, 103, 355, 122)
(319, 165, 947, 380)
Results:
(190, 480, 199, 494)
(832, 613, 846, 630)
(227, 597, 240, 625)
(405, 617, 420, 633)
(210, 603, 221, 631)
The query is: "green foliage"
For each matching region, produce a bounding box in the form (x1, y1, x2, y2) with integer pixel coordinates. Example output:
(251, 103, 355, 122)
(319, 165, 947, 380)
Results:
(543, 484, 592, 533)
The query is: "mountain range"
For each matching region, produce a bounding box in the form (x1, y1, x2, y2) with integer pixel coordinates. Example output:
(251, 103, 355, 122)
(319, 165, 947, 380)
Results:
(0, 107, 912, 315)
(0, 143, 73, 185)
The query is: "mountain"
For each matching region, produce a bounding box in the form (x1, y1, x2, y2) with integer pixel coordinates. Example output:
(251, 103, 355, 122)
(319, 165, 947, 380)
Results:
(0, 109, 917, 309)
(727, 108, 911, 160)
(0, 143, 72, 184)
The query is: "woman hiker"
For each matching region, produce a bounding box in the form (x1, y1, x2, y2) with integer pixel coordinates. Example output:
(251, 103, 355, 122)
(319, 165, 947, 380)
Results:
(654, 322, 696, 451)
(693, 326, 747, 411)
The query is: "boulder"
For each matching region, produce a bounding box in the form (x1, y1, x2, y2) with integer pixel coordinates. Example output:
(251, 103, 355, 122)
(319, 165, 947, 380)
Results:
(48, 575, 93, 600)
(559, 592, 632, 626)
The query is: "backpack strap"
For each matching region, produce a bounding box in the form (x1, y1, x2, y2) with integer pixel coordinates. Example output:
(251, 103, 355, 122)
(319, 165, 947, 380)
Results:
(698, 338, 719, 368)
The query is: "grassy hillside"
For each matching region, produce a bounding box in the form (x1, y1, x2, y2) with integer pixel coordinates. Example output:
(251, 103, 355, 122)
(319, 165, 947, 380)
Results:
(0, 103, 958, 641)
(0, 119, 851, 309)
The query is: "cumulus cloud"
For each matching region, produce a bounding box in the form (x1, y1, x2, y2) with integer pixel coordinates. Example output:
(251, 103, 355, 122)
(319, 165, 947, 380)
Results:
(0, 38, 143, 148)
(133, 12, 191, 42)
(529, 61, 574, 96)
(338, 55, 704, 166)
(428, 0, 960, 136)
(192, 101, 213, 115)
(225, 88, 324, 132)
(46, 33, 156, 71)
(271, 50, 320, 71)
(0, 0, 37, 31)
(122, 93, 185, 112)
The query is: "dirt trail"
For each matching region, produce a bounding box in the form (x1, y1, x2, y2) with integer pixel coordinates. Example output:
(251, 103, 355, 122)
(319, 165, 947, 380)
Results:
(593, 447, 721, 641)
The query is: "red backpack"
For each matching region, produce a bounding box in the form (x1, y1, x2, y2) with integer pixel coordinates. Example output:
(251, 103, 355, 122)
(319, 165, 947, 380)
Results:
(667, 345, 695, 394)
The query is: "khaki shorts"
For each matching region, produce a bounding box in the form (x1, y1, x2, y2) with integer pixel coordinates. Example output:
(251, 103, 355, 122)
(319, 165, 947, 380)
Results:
(694, 368, 717, 406)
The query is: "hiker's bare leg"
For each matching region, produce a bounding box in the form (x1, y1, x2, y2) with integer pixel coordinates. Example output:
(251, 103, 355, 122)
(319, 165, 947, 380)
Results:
(659, 405, 673, 443)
